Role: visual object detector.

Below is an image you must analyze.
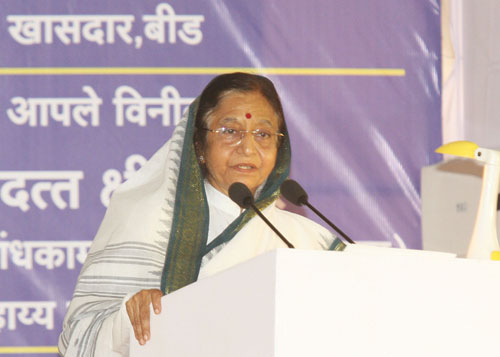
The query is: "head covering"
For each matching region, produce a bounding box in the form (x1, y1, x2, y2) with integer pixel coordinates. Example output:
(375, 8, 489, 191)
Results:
(161, 96, 291, 294)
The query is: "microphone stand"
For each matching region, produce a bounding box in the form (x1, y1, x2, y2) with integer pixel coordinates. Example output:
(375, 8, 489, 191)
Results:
(249, 203, 295, 249)
(303, 202, 355, 244)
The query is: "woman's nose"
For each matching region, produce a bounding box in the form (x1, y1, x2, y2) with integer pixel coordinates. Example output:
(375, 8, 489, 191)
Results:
(236, 132, 258, 154)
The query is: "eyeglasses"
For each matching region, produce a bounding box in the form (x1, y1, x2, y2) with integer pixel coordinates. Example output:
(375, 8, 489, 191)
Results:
(201, 126, 285, 148)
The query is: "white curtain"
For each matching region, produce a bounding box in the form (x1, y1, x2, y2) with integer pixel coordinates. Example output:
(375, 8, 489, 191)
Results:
(443, 0, 500, 149)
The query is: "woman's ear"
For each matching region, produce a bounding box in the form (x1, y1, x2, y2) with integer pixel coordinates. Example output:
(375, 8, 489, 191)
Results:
(194, 140, 205, 164)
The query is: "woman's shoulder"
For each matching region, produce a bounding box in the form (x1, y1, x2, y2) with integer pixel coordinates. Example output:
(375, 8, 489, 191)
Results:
(270, 206, 339, 249)
(273, 207, 324, 229)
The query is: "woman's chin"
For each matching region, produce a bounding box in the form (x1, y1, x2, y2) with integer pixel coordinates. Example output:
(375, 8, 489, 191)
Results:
(226, 176, 261, 194)
(236, 181, 262, 194)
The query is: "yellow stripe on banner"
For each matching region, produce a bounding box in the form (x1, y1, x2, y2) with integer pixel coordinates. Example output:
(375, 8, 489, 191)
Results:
(0, 67, 405, 76)
(0, 346, 58, 354)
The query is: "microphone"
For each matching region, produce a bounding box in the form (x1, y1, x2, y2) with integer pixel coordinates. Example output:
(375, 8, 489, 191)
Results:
(280, 179, 355, 244)
(229, 182, 295, 249)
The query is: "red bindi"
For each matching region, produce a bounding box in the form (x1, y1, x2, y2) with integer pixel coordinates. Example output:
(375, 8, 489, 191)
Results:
(245, 113, 252, 119)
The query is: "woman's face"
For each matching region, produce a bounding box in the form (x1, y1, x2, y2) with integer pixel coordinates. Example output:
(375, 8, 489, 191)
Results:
(202, 91, 280, 196)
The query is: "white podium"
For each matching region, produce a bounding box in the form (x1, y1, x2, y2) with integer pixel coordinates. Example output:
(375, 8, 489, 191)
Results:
(130, 248, 500, 356)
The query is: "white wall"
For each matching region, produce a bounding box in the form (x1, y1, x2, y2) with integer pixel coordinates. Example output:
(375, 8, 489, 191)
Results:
(443, 0, 500, 149)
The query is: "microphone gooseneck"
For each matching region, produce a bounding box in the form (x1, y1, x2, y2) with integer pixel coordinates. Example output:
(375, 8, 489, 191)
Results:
(228, 182, 295, 249)
(280, 179, 355, 244)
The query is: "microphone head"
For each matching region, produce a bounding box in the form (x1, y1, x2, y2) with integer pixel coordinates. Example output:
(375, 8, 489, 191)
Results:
(228, 182, 254, 208)
(280, 179, 308, 206)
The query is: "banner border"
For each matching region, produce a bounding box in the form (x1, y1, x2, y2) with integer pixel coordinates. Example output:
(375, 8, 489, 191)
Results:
(0, 67, 406, 76)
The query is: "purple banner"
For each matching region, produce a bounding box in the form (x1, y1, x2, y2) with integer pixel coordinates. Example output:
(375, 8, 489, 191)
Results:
(0, 0, 441, 354)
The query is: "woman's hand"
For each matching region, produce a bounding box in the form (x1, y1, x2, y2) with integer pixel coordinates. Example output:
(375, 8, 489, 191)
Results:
(125, 289, 163, 345)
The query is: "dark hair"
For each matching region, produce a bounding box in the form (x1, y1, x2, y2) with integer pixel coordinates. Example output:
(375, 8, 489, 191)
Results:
(194, 72, 285, 153)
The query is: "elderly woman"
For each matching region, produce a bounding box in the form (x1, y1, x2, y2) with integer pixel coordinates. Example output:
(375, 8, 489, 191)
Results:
(58, 73, 342, 356)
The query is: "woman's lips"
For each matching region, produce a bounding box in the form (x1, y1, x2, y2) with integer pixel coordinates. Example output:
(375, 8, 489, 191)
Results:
(231, 163, 257, 172)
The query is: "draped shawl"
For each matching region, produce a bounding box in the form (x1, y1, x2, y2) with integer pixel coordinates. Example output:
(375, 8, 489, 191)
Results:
(58, 98, 342, 356)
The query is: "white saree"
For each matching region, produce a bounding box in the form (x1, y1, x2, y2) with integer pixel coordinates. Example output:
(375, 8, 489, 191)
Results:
(58, 103, 340, 357)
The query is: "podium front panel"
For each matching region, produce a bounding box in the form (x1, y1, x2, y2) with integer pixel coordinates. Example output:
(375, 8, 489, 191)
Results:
(131, 249, 500, 356)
